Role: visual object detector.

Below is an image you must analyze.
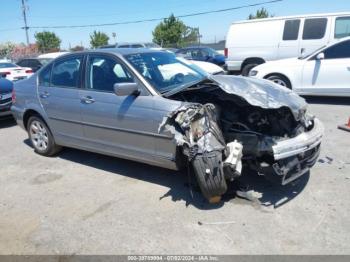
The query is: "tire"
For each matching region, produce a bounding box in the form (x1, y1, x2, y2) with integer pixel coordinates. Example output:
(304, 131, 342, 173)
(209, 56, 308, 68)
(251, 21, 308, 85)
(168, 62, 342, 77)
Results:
(241, 63, 258, 76)
(27, 116, 62, 156)
(192, 151, 227, 202)
(266, 74, 292, 89)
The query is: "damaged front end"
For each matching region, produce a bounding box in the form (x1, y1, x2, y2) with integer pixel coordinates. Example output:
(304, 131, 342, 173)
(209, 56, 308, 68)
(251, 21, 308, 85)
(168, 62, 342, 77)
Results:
(159, 75, 323, 202)
(159, 103, 244, 186)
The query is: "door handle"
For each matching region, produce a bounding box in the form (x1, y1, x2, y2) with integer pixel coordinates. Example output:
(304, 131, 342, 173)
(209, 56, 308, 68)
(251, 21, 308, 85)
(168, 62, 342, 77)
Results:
(39, 91, 50, 98)
(81, 96, 95, 104)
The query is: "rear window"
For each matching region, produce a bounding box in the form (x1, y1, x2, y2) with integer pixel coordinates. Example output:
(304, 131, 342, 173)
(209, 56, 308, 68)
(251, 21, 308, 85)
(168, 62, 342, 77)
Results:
(283, 19, 300, 40)
(17, 60, 28, 67)
(302, 18, 327, 40)
(335, 16, 350, 38)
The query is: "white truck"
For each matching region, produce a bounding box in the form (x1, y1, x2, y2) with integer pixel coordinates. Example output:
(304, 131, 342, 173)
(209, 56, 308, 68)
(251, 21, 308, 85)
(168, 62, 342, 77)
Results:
(224, 12, 350, 75)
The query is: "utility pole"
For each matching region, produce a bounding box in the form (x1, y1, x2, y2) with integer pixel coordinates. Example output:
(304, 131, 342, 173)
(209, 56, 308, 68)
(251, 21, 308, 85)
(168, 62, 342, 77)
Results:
(21, 0, 30, 45)
(197, 27, 202, 46)
(112, 32, 117, 44)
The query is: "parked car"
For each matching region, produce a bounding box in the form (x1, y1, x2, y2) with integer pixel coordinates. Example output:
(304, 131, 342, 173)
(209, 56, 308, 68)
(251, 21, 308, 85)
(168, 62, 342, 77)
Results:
(167, 49, 225, 75)
(249, 37, 350, 97)
(11, 50, 323, 202)
(225, 12, 350, 75)
(16, 58, 52, 72)
(0, 78, 13, 118)
(100, 43, 162, 50)
(189, 60, 225, 75)
(0, 62, 33, 81)
(176, 47, 226, 66)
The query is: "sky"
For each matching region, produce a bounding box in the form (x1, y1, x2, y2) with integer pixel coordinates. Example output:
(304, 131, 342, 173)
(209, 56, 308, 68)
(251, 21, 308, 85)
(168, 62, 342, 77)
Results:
(1, 0, 350, 49)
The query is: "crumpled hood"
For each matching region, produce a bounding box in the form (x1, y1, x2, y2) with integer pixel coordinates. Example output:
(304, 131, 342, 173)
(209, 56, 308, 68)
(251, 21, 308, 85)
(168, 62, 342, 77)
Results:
(209, 75, 308, 121)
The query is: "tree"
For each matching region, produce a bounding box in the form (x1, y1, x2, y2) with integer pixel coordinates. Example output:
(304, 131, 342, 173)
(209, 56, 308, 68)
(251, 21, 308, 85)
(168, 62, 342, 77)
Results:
(90, 31, 109, 48)
(35, 31, 61, 53)
(0, 42, 16, 59)
(10, 43, 39, 61)
(248, 7, 273, 20)
(152, 14, 198, 48)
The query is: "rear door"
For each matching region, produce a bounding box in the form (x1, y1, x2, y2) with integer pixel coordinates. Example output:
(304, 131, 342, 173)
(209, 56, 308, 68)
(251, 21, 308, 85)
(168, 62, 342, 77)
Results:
(334, 16, 350, 39)
(299, 17, 330, 56)
(278, 19, 301, 59)
(79, 53, 157, 162)
(38, 55, 84, 145)
(301, 40, 350, 96)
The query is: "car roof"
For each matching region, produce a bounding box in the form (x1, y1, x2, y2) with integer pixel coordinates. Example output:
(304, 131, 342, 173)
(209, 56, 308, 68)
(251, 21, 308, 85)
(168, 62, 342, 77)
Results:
(177, 46, 211, 50)
(232, 12, 350, 25)
(18, 58, 39, 61)
(67, 48, 167, 57)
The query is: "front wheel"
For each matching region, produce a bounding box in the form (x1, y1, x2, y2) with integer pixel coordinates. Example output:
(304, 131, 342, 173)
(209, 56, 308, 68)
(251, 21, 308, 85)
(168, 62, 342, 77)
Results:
(266, 74, 292, 89)
(27, 116, 62, 156)
(192, 151, 227, 203)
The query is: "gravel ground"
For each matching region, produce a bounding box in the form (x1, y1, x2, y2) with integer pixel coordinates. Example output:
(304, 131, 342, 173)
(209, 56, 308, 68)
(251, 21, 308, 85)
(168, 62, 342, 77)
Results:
(0, 96, 349, 255)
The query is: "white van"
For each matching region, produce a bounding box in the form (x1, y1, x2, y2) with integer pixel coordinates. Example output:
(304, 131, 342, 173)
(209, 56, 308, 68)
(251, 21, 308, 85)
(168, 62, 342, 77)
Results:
(225, 12, 350, 75)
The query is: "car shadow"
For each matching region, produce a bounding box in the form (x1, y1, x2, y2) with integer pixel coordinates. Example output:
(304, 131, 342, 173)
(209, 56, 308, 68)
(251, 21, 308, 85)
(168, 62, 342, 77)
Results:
(222, 168, 310, 209)
(0, 117, 16, 128)
(303, 96, 350, 106)
(23, 139, 309, 210)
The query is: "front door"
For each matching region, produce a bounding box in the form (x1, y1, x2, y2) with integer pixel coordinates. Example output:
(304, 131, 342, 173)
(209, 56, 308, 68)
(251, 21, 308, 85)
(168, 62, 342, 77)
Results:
(299, 17, 330, 57)
(301, 39, 350, 96)
(79, 54, 157, 163)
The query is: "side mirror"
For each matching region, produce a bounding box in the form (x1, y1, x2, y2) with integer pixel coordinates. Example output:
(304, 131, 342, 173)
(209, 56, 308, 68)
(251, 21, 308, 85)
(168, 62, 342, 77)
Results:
(316, 52, 325, 60)
(113, 82, 140, 96)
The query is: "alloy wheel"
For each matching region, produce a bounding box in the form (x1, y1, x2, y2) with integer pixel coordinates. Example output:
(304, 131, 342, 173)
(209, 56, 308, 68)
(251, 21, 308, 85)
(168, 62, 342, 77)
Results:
(268, 77, 287, 87)
(29, 120, 49, 151)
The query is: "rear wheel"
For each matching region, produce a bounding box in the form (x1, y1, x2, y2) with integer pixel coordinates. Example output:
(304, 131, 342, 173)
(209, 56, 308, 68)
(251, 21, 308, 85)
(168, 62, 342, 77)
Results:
(27, 116, 62, 156)
(192, 151, 227, 203)
(266, 74, 292, 89)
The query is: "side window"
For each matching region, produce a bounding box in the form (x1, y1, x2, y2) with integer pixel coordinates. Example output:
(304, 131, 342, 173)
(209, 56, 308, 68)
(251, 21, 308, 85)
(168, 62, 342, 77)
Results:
(87, 55, 134, 92)
(38, 64, 52, 87)
(323, 40, 350, 59)
(51, 56, 82, 88)
(184, 50, 192, 58)
(191, 50, 202, 58)
(131, 44, 143, 48)
(201, 49, 210, 57)
(302, 18, 328, 40)
(283, 19, 300, 40)
(335, 17, 350, 38)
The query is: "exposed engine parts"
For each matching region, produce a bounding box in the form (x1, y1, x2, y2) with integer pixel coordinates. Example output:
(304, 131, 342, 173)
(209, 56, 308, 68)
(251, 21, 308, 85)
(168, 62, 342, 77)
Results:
(159, 75, 323, 202)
